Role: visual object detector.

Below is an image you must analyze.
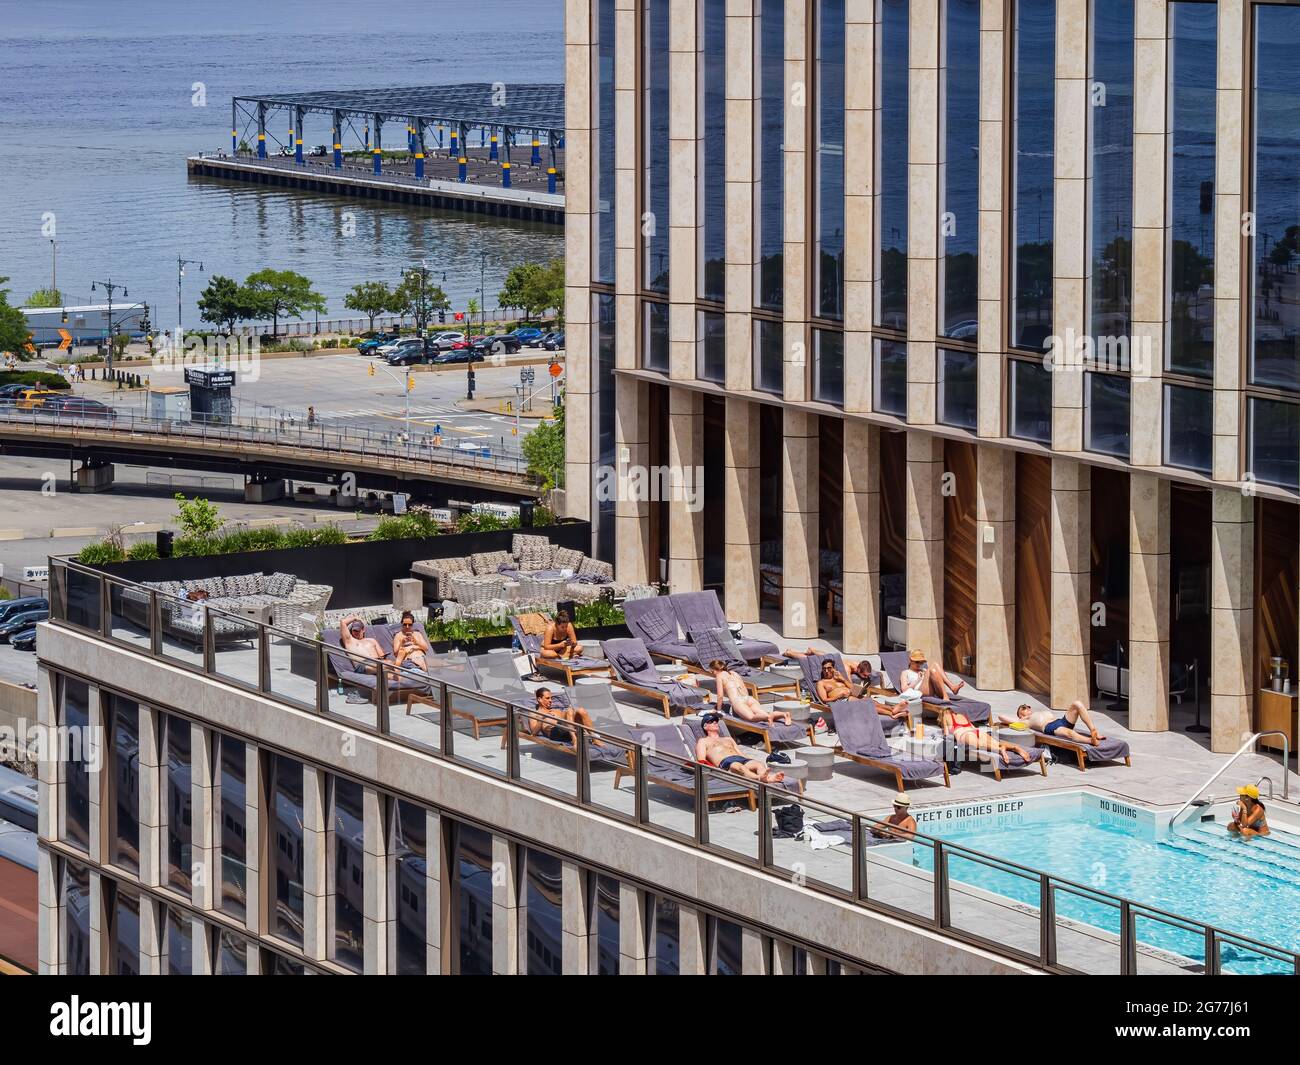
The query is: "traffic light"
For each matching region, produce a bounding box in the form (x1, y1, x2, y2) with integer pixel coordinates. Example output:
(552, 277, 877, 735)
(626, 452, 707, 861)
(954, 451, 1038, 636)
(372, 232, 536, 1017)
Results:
(438, 309, 446, 324)
(406, 374, 415, 392)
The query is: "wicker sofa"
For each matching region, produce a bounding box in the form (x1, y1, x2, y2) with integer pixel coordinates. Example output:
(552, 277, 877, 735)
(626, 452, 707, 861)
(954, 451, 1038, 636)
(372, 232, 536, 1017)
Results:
(120, 572, 333, 646)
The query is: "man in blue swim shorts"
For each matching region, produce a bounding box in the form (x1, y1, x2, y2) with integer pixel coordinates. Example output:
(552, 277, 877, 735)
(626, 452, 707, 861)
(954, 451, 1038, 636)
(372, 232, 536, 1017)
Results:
(694, 712, 787, 784)
(998, 700, 1107, 745)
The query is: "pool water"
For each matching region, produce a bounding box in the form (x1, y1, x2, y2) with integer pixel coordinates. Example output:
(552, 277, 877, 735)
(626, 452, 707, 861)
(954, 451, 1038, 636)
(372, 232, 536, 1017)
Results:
(909, 794, 1300, 974)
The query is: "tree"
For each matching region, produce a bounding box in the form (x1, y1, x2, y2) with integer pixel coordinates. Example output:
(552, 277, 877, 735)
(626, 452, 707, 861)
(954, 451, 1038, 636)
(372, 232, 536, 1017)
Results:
(242, 268, 326, 336)
(197, 275, 255, 335)
(174, 493, 222, 537)
(522, 404, 566, 491)
(391, 266, 450, 334)
(25, 288, 64, 308)
(498, 261, 542, 319)
(343, 281, 396, 333)
(0, 277, 32, 359)
(499, 259, 565, 323)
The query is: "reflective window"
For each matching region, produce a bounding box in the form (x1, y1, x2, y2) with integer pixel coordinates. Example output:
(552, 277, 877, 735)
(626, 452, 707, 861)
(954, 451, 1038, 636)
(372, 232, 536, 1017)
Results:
(711, 915, 743, 975)
(753, 320, 784, 393)
(270, 753, 305, 948)
(596, 293, 617, 561)
(393, 799, 429, 976)
(331, 775, 365, 973)
(873, 339, 908, 415)
(456, 822, 494, 975)
(594, 0, 616, 284)
(698, 311, 726, 383)
(592, 873, 621, 975)
(813, 329, 844, 405)
(163, 714, 192, 899)
(107, 695, 139, 874)
(1164, 384, 1212, 473)
(110, 881, 140, 976)
(216, 931, 248, 975)
(1011, 0, 1055, 350)
(264, 949, 307, 975)
(643, 301, 669, 372)
(756, 0, 785, 309)
(939, 348, 978, 430)
(1009, 358, 1052, 442)
(940, 0, 980, 338)
(1167, 2, 1216, 377)
(1085, 372, 1131, 459)
(59, 677, 90, 853)
(1088, 0, 1134, 340)
(163, 903, 192, 975)
(651, 894, 680, 975)
(700, 0, 726, 302)
(816, 0, 846, 320)
(876, 0, 909, 329)
(1248, 396, 1300, 489)
(61, 859, 91, 976)
(218, 734, 247, 920)
(643, 0, 671, 294)
(524, 848, 564, 975)
(1251, 5, 1300, 391)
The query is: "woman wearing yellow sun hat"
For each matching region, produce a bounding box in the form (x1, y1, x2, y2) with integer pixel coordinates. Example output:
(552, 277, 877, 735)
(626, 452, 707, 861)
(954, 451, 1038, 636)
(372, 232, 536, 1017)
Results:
(1227, 784, 1270, 839)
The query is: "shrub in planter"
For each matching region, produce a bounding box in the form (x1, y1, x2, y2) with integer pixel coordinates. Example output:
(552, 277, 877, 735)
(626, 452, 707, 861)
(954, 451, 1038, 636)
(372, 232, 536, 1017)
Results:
(77, 541, 126, 565)
(126, 541, 160, 561)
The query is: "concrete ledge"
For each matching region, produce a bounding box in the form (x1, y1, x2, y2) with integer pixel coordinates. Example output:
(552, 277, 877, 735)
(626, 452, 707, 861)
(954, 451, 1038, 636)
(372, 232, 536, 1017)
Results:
(0, 529, 23, 541)
(49, 527, 99, 539)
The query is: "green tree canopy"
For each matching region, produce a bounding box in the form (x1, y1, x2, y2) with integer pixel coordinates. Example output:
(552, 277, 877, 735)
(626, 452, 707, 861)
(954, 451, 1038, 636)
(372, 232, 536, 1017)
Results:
(197, 275, 255, 335)
(242, 268, 326, 335)
(0, 277, 32, 358)
(343, 281, 397, 332)
(498, 259, 564, 322)
(521, 403, 565, 491)
(25, 288, 64, 309)
(391, 266, 450, 333)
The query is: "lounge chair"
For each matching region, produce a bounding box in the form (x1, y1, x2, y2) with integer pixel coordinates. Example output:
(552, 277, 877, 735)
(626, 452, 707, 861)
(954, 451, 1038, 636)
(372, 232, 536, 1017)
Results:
(832, 698, 950, 790)
(686, 626, 801, 699)
(877, 650, 991, 724)
(678, 716, 804, 794)
(1031, 728, 1132, 771)
(323, 625, 432, 706)
(509, 613, 610, 684)
(615, 722, 762, 810)
(602, 637, 711, 717)
(669, 590, 780, 662)
(949, 733, 1048, 781)
(402, 651, 546, 740)
(622, 596, 697, 661)
(792, 650, 912, 734)
(504, 680, 635, 770)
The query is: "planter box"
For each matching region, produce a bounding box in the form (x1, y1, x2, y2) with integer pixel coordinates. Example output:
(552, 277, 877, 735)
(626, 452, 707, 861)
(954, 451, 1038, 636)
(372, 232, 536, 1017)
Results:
(425, 623, 630, 658)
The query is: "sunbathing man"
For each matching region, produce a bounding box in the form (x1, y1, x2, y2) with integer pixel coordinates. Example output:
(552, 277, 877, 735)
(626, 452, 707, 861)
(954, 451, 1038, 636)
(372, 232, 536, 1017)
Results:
(1228, 784, 1270, 839)
(694, 713, 786, 784)
(710, 659, 793, 725)
(392, 611, 432, 675)
(525, 687, 596, 744)
(999, 700, 1107, 745)
(541, 610, 584, 660)
(815, 659, 856, 703)
(869, 793, 917, 841)
(340, 616, 388, 673)
(938, 705, 1034, 763)
(901, 649, 966, 700)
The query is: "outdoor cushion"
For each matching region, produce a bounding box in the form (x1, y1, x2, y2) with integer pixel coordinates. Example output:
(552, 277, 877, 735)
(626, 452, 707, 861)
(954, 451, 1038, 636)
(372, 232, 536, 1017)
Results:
(264, 571, 297, 597)
(576, 556, 613, 581)
(553, 546, 584, 571)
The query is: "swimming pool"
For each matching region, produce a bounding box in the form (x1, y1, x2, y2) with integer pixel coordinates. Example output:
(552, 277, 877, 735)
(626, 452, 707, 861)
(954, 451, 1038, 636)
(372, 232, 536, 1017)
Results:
(906, 792, 1300, 975)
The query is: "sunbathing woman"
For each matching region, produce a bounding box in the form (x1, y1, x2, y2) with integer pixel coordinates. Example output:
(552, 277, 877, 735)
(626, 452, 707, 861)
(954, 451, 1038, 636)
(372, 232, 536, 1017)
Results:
(901, 649, 966, 700)
(938, 706, 1033, 763)
(709, 659, 793, 725)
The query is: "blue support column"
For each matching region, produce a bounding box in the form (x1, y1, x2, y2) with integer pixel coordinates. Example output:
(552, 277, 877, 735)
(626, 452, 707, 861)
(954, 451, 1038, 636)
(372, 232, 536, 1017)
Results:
(294, 107, 304, 164)
(501, 161, 512, 188)
(458, 156, 467, 182)
(414, 120, 425, 179)
(489, 133, 498, 161)
(531, 137, 540, 167)
(449, 126, 458, 158)
(256, 103, 266, 158)
(372, 115, 382, 174)
(332, 110, 342, 168)
(231, 101, 237, 154)
(547, 167, 556, 194)
(436, 124, 444, 149)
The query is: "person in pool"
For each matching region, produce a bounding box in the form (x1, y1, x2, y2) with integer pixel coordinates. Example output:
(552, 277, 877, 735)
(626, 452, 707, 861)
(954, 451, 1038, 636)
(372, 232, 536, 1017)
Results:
(694, 713, 786, 784)
(869, 793, 917, 842)
(997, 700, 1107, 745)
(1227, 784, 1270, 839)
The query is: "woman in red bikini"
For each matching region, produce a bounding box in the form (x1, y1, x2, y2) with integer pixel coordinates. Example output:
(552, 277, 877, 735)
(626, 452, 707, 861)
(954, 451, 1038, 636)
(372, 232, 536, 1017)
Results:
(938, 706, 1033, 763)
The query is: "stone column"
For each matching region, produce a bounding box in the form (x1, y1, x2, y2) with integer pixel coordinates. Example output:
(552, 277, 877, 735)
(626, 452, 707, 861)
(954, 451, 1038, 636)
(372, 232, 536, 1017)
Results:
(678, 904, 708, 974)
(561, 860, 590, 974)
(1210, 490, 1254, 753)
(742, 927, 769, 974)
(1052, 0, 1088, 452)
(725, 396, 762, 621)
(138, 896, 162, 976)
(783, 0, 810, 402)
(726, 0, 756, 391)
(771, 938, 796, 974)
(192, 913, 212, 975)
(491, 834, 520, 976)
(977, 0, 1006, 436)
(427, 810, 443, 974)
(669, 0, 699, 380)
(301, 764, 328, 962)
(1212, 0, 1246, 482)
(138, 705, 162, 890)
(843, 420, 882, 653)
(618, 882, 647, 974)
(363, 785, 389, 974)
(907, 0, 940, 426)
(782, 409, 820, 638)
(975, 444, 1016, 690)
(86, 687, 104, 866)
(615, 375, 652, 584)
(667, 387, 705, 591)
(564, 0, 596, 522)
(614, 0, 638, 377)
(242, 742, 263, 936)
(88, 870, 103, 975)
(1129, 473, 1171, 731)
(37, 848, 58, 975)
(190, 722, 215, 911)
(1050, 457, 1090, 709)
(906, 433, 944, 656)
(1130, 0, 1168, 467)
(844, 0, 876, 412)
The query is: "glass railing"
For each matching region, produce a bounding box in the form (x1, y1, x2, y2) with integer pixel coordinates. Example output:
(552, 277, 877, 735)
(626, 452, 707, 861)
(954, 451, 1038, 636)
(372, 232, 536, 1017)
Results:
(46, 557, 1300, 976)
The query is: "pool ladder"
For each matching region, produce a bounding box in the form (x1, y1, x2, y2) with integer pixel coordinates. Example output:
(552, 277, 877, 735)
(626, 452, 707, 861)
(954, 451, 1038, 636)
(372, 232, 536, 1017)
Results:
(1170, 730, 1290, 828)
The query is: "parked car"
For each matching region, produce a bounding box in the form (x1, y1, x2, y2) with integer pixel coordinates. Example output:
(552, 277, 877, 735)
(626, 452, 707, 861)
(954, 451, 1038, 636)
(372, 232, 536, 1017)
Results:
(0, 383, 31, 401)
(428, 332, 465, 351)
(14, 388, 61, 410)
(41, 395, 117, 419)
(9, 628, 36, 653)
(0, 610, 48, 643)
(386, 344, 432, 366)
(0, 597, 48, 625)
(542, 332, 565, 351)
(357, 332, 400, 354)
(509, 327, 545, 346)
(309, 144, 329, 157)
(430, 348, 485, 364)
(472, 334, 522, 356)
(377, 338, 424, 359)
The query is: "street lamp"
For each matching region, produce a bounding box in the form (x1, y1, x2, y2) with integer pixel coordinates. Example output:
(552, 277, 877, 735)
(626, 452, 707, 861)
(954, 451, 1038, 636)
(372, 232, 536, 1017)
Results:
(177, 258, 204, 344)
(469, 250, 487, 402)
(91, 278, 129, 372)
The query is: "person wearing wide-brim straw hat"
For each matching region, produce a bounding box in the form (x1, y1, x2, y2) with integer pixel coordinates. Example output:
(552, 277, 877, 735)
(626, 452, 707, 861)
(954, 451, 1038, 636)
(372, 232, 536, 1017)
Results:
(899, 648, 968, 702)
(869, 793, 917, 842)
(1228, 784, 1270, 839)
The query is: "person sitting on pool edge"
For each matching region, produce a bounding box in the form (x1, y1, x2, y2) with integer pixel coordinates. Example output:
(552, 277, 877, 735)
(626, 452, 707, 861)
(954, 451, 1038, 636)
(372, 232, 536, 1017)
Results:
(541, 610, 584, 660)
(524, 687, 596, 744)
(694, 713, 786, 784)
(709, 660, 793, 725)
(1228, 784, 1270, 839)
(998, 700, 1108, 745)
(869, 793, 917, 842)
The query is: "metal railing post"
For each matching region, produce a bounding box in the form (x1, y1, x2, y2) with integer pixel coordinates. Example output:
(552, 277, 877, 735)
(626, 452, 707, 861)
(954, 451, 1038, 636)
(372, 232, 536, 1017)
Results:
(1204, 927, 1218, 976)
(758, 785, 773, 870)
(934, 841, 948, 929)
(851, 815, 866, 901)
(98, 576, 111, 638)
(149, 591, 162, 655)
(202, 609, 215, 673)
(506, 705, 520, 780)
(633, 748, 648, 825)
(439, 681, 452, 755)
(1040, 874, 1056, 968)
(1119, 900, 1136, 975)
(316, 642, 329, 714)
(257, 625, 270, 692)
(694, 765, 707, 845)
(375, 664, 390, 735)
(575, 726, 591, 805)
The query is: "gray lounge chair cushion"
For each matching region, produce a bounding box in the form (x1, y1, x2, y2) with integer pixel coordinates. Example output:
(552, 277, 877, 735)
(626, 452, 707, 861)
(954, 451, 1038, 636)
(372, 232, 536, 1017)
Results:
(834, 699, 945, 782)
(669, 590, 780, 660)
(623, 596, 678, 644)
(1036, 733, 1130, 763)
(603, 637, 708, 710)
